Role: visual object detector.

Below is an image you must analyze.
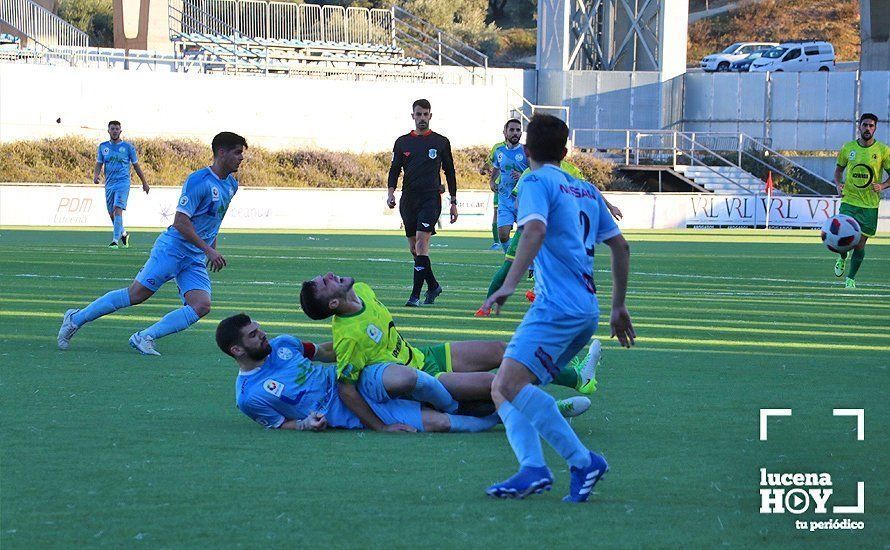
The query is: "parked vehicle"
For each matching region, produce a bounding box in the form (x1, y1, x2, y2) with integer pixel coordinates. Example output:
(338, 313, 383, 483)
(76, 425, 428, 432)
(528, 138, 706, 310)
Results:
(730, 51, 767, 72)
(749, 41, 835, 72)
(700, 42, 777, 72)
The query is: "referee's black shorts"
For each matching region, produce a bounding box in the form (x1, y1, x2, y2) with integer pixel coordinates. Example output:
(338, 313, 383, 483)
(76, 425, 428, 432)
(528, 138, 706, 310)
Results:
(399, 192, 442, 237)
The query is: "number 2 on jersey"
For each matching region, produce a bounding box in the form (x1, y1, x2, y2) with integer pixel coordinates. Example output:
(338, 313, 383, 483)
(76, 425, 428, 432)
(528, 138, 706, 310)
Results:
(579, 212, 595, 256)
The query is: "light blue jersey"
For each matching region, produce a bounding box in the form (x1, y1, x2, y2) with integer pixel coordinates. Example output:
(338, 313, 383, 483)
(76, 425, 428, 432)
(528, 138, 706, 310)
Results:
(158, 167, 238, 257)
(505, 164, 621, 384)
(517, 164, 621, 317)
(96, 140, 138, 188)
(236, 335, 360, 429)
(492, 144, 529, 205)
(236, 335, 424, 430)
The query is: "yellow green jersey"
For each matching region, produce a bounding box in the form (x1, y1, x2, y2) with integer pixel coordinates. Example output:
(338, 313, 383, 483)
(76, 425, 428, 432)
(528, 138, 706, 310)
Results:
(512, 160, 584, 197)
(331, 282, 424, 382)
(836, 140, 890, 209)
(488, 141, 505, 188)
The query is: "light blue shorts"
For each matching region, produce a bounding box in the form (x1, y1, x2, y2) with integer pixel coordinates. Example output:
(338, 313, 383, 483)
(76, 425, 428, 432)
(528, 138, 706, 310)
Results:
(497, 198, 517, 228)
(105, 185, 130, 213)
(135, 241, 211, 301)
(358, 363, 424, 431)
(504, 303, 598, 385)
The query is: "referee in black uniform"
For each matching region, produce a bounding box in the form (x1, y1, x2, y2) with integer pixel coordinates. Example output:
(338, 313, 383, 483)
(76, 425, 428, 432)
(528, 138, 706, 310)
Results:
(387, 98, 458, 307)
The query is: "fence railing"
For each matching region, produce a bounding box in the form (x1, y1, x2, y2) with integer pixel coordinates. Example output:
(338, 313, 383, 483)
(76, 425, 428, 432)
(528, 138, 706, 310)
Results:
(571, 128, 833, 196)
(0, 0, 88, 48)
(391, 4, 486, 77)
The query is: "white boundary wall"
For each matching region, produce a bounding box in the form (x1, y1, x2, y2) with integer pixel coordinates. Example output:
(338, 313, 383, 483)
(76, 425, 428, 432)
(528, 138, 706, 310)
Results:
(2, 185, 888, 231)
(0, 64, 525, 152)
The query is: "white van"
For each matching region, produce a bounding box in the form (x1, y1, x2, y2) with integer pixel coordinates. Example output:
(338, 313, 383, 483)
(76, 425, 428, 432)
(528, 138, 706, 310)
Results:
(749, 41, 835, 72)
(700, 42, 777, 72)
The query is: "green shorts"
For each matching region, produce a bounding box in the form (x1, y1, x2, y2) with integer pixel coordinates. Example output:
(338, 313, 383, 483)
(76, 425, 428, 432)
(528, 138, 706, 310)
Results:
(505, 228, 522, 260)
(419, 343, 452, 377)
(839, 202, 878, 237)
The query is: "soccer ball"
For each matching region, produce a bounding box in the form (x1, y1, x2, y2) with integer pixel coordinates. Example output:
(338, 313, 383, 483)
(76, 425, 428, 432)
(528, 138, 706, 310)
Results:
(820, 214, 861, 254)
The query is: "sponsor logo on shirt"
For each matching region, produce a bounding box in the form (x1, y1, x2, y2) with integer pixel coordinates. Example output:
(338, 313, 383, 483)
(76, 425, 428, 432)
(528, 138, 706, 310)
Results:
(849, 151, 856, 160)
(211, 186, 220, 202)
(263, 379, 284, 397)
(428, 148, 437, 159)
(277, 347, 293, 361)
(102, 147, 110, 156)
(179, 196, 189, 207)
(366, 324, 383, 344)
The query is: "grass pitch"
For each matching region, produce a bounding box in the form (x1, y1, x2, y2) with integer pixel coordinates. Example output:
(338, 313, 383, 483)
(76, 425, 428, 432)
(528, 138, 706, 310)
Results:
(1, 228, 887, 547)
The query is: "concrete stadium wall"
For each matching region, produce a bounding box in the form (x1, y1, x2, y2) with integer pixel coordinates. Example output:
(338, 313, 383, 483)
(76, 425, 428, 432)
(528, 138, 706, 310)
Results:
(0, 64, 527, 152)
(3, 184, 888, 232)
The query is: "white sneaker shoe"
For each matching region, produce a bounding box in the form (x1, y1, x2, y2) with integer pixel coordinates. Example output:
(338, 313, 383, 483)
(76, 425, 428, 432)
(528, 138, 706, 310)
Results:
(557, 396, 591, 418)
(129, 332, 161, 356)
(57, 308, 81, 350)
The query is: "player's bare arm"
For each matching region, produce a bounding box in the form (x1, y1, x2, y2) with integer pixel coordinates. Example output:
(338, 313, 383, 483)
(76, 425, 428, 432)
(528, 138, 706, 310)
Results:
(133, 163, 150, 193)
(337, 380, 416, 433)
(604, 233, 634, 348)
(172, 211, 226, 272)
(279, 412, 328, 431)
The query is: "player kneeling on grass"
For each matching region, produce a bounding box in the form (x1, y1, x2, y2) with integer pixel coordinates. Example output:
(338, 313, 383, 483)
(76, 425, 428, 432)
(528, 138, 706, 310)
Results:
(218, 313, 523, 433)
(299, 274, 600, 426)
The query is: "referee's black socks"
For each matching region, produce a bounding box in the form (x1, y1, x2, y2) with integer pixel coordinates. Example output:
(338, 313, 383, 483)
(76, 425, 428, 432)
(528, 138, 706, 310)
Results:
(411, 255, 439, 298)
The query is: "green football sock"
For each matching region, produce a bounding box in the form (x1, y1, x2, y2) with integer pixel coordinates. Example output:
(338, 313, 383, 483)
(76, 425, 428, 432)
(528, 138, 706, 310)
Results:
(486, 259, 512, 298)
(552, 366, 579, 389)
(848, 248, 865, 279)
(491, 222, 499, 244)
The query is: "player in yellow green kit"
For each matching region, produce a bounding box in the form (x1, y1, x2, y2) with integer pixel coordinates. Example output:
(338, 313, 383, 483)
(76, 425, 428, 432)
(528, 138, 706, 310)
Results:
(299, 273, 598, 427)
(833, 113, 890, 288)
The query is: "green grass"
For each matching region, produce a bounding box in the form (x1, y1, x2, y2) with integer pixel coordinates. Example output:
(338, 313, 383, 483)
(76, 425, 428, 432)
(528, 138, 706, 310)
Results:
(1, 228, 888, 547)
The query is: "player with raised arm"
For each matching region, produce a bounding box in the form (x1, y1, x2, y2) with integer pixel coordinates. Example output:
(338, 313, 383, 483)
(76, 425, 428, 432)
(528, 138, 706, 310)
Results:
(217, 314, 505, 433)
(386, 99, 458, 307)
(58, 132, 246, 356)
(832, 113, 890, 288)
(94, 120, 150, 248)
(480, 114, 635, 502)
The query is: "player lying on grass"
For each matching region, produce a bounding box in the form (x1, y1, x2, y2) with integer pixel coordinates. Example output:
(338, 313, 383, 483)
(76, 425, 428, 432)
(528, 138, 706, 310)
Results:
(216, 314, 588, 432)
(299, 274, 600, 430)
(476, 159, 623, 316)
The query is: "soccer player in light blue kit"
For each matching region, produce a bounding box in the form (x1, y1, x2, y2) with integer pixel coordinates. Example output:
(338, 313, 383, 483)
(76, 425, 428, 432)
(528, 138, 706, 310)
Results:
(216, 313, 502, 433)
(58, 132, 247, 356)
(481, 114, 635, 502)
(93, 120, 150, 248)
(491, 118, 528, 252)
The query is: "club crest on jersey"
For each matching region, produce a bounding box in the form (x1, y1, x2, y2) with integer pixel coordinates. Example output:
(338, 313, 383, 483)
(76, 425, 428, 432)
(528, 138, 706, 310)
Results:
(428, 149, 437, 159)
(516, 153, 524, 161)
(263, 379, 284, 397)
(277, 347, 293, 361)
(366, 324, 383, 344)
(119, 147, 126, 153)
(211, 186, 220, 202)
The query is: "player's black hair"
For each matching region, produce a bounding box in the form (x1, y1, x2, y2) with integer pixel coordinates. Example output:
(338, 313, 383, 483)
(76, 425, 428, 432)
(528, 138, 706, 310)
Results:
(211, 131, 248, 156)
(504, 118, 522, 131)
(525, 114, 569, 163)
(108, 120, 121, 127)
(300, 280, 334, 320)
(412, 98, 431, 111)
(216, 313, 252, 357)
(860, 113, 878, 124)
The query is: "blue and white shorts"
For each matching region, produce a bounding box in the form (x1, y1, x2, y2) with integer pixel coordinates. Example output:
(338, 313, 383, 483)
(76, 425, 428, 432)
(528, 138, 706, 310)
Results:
(504, 303, 598, 385)
(497, 197, 517, 228)
(135, 242, 211, 301)
(357, 363, 424, 430)
(105, 185, 130, 213)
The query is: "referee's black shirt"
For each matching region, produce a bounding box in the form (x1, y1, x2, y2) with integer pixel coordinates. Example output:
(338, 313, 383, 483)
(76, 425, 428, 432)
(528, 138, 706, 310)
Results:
(387, 130, 457, 197)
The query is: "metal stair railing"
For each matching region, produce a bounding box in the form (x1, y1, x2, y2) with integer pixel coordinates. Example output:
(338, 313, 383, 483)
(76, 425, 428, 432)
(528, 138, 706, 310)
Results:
(0, 0, 88, 49)
(391, 5, 487, 79)
(736, 133, 834, 196)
